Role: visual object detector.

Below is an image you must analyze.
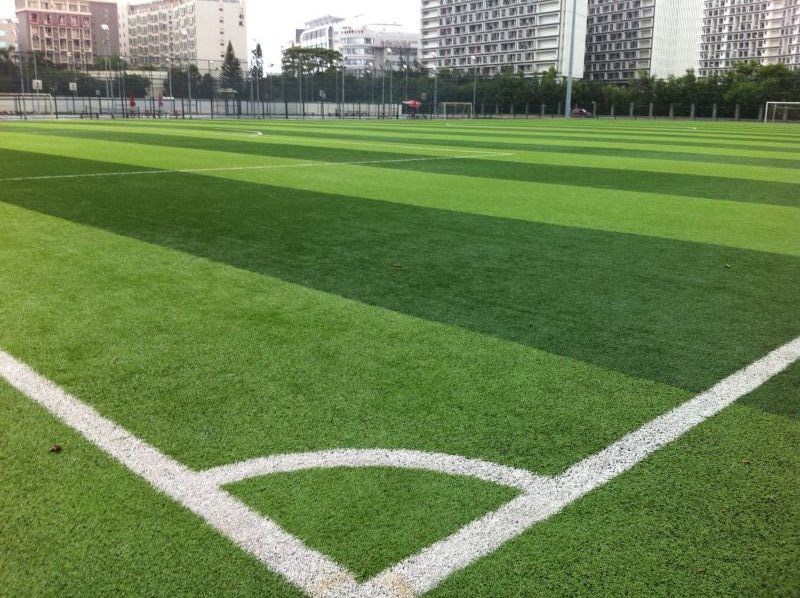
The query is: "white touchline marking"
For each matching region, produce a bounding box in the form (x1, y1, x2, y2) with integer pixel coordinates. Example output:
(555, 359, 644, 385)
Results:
(0, 152, 514, 183)
(1, 336, 798, 597)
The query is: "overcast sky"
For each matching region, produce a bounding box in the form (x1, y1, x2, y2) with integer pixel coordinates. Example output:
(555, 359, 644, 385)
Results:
(1, 1, 421, 68)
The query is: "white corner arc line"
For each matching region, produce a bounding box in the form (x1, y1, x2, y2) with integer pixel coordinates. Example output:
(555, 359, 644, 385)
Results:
(1, 336, 798, 598)
(362, 336, 800, 597)
(0, 152, 514, 183)
(0, 351, 359, 597)
(200, 449, 548, 493)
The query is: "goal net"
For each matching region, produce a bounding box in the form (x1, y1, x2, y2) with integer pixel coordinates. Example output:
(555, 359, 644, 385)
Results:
(439, 102, 473, 119)
(764, 102, 800, 123)
(0, 93, 54, 116)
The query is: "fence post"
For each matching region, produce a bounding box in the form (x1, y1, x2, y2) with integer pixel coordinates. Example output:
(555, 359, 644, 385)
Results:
(629, 102, 634, 118)
(735, 104, 741, 121)
(610, 104, 615, 118)
(649, 102, 654, 118)
(690, 103, 696, 119)
(757, 104, 764, 122)
(712, 103, 718, 121)
(669, 103, 674, 119)
(540, 103, 545, 118)
(557, 102, 561, 118)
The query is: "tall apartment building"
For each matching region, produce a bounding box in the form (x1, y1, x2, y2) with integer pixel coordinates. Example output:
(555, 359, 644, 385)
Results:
(0, 18, 17, 50)
(764, 0, 800, 67)
(297, 15, 421, 74)
(14, 0, 119, 69)
(584, 0, 703, 82)
(118, 0, 246, 68)
(701, 0, 800, 76)
(420, 0, 588, 77)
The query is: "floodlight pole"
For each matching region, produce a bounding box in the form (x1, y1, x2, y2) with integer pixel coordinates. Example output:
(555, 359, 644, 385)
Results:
(471, 56, 478, 119)
(432, 66, 438, 117)
(564, 0, 578, 118)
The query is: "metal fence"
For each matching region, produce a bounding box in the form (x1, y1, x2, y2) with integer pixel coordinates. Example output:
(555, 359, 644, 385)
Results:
(1, 51, 798, 121)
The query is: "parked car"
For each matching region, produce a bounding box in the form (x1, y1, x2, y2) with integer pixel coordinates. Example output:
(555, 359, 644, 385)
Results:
(571, 108, 593, 118)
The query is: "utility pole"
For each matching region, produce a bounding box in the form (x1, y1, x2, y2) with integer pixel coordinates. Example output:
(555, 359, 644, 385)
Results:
(564, 0, 578, 118)
(471, 56, 478, 118)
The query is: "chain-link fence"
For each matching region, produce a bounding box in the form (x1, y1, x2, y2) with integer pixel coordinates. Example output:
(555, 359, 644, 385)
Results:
(1, 51, 798, 121)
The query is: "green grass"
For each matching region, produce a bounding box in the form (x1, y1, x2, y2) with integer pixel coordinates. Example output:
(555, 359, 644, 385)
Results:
(0, 118, 797, 596)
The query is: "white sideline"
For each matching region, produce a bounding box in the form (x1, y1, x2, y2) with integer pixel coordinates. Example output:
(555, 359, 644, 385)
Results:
(0, 152, 514, 183)
(1, 336, 798, 597)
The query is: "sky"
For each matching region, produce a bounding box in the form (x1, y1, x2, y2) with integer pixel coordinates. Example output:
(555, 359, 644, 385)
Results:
(1, 1, 422, 68)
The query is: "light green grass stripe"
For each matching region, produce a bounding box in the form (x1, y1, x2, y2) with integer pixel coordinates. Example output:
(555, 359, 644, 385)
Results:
(284, 120, 800, 150)
(1, 125, 796, 189)
(0, 132, 796, 256)
(0, 201, 693, 475)
(227, 165, 800, 257)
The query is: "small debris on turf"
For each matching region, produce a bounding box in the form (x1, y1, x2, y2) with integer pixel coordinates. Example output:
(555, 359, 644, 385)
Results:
(49, 444, 62, 453)
(392, 262, 403, 269)
(724, 264, 732, 269)
(693, 569, 707, 575)
(740, 459, 751, 465)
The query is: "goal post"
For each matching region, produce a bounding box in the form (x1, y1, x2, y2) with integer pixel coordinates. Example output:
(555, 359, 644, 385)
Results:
(438, 102, 473, 119)
(0, 93, 54, 116)
(764, 102, 800, 123)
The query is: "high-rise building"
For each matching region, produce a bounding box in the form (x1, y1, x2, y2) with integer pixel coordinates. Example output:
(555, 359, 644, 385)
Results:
(118, 0, 246, 68)
(0, 18, 17, 50)
(14, 0, 119, 69)
(584, 0, 703, 82)
(700, 0, 800, 76)
(297, 15, 421, 74)
(764, 0, 800, 68)
(90, 1, 120, 60)
(420, 0, 588, 77)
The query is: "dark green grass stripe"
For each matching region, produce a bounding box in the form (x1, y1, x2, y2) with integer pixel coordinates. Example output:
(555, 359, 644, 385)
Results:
(4, 153, 798, 392)
(266, 123, 800, 153)
(252, 119, 800, 144)
(240, 128, 800, 170)
(0, 132, 795, 207)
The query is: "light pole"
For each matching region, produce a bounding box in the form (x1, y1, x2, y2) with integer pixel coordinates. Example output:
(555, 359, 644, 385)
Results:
(267, 63, 274, 118)
(181, 30, 192, 117)
(564, 0, 578, 118)
(380, 64, 386, 117)
(14, 48, 26, 118)
(101, 24, 111, 99)
(67, 51, 76, 113)
(471, 55, 478, 118)
(386, 48, 393, 117)
(431, 65, 438, 117)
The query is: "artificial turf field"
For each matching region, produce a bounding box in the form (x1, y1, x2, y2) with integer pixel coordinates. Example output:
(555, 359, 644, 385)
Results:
(0, 117, 798, 597)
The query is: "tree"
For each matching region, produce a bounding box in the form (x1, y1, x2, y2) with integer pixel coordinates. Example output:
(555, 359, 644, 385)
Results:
(0, 47, 17, 76)
(281, 47, 341, 76)
(164, 64, 201, 98)
(250, 43, 264, 83)
(220, 41, 243, 92)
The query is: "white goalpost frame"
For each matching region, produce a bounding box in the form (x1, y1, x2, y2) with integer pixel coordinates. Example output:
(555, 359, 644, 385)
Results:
(764, 101, 800, 123)
(0, 93, 54, 116)
(439, 102, 474, 119)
